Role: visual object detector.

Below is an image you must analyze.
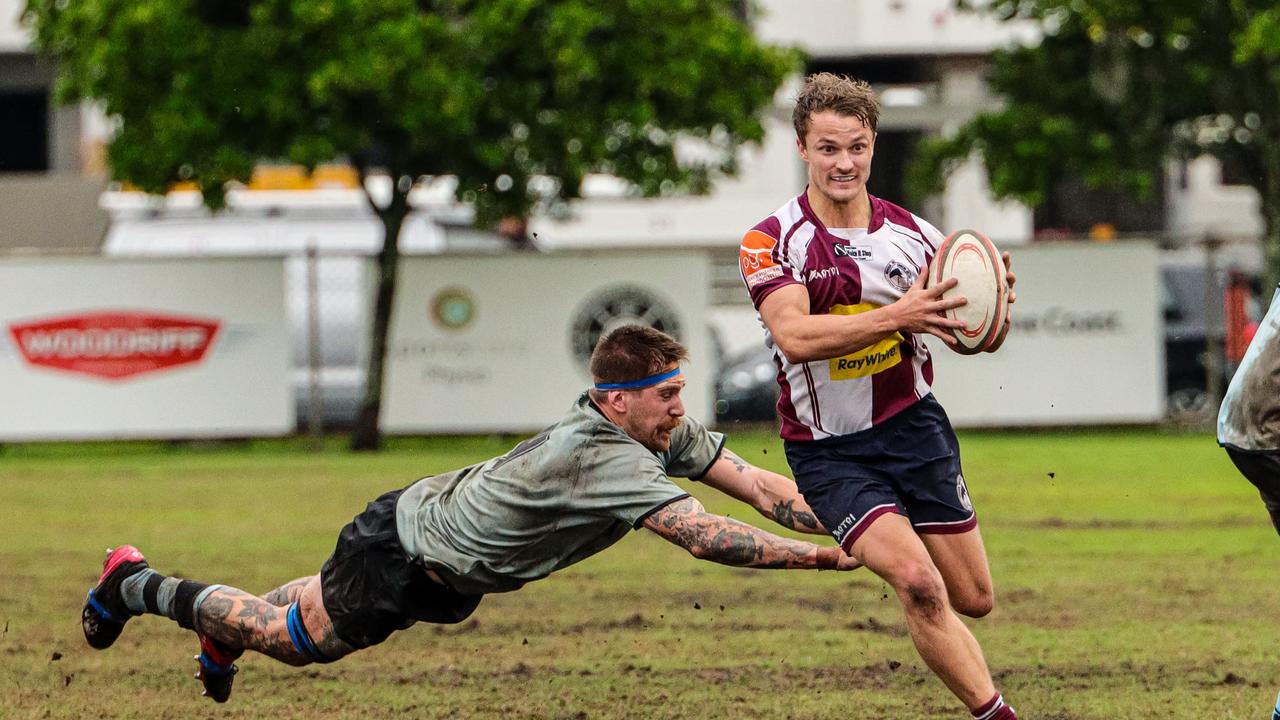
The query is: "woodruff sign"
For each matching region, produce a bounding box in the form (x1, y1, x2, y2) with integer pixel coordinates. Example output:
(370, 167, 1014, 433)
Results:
(0, 257, 290, 440)
(8, 311, 221, 381)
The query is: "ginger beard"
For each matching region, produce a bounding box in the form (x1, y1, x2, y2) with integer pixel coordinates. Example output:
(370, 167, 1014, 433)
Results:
(617, 373, 686, 453)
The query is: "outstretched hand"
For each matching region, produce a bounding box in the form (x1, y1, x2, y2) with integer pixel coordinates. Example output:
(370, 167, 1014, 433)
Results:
(836, 551, 862, 571)
(892, 270, 968, 344)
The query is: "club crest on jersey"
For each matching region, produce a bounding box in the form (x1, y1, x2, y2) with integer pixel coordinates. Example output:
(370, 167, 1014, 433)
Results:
(883, 260, 916, 292)
(834, 244, 872, 260)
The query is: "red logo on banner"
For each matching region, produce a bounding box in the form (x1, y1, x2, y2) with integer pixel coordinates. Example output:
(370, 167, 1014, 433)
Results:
(8, 311, 221, 381)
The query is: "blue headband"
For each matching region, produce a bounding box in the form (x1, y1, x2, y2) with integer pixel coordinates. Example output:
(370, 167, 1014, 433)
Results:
(594, 367, 682, 390)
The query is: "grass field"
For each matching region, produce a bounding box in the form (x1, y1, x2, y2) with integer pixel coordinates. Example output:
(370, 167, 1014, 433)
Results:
(1, 429, 1278, 719)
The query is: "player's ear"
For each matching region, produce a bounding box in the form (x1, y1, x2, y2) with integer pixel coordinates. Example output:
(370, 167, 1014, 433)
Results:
(603, 389, 629, 415)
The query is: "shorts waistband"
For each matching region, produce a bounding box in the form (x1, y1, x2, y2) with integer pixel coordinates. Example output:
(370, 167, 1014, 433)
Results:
(786, 393, 939, 448)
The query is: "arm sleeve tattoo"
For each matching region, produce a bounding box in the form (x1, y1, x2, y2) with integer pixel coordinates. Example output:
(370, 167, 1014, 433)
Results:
(769, 498, 821, 532)
(719, 449, 822, 534)
(642, 496, 834, 569)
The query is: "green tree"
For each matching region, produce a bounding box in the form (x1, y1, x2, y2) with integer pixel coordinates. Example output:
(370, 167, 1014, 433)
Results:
(908, 0, 1280, 290)
(25, 0, 796, 449)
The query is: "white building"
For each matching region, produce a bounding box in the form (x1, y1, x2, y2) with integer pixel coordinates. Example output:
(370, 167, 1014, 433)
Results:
(1, 1, 1264, 274)
(0, 0, 1258, 427)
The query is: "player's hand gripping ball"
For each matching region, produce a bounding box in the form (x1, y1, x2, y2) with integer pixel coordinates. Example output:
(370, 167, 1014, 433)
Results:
(926, 229, 1009, 355)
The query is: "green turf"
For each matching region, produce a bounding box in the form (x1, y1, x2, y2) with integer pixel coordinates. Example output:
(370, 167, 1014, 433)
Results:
(1, 430, 1277, 718)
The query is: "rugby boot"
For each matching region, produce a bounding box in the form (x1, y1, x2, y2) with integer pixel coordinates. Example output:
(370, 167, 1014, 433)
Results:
(194, 634, 241, 703)
(82, 545, 148, 650)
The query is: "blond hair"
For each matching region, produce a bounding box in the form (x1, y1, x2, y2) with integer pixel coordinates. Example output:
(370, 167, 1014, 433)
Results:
(793, 72, 880, 142)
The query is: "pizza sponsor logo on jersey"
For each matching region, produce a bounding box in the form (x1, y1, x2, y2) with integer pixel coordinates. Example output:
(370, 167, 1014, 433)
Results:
(745, 264, 783, 289)
(834, 244, 872, 260)
(8, 311, 221, 380)
(806, 266, 839, 282)
(739, 230, 780, 288)
(883, 260, 916, 292)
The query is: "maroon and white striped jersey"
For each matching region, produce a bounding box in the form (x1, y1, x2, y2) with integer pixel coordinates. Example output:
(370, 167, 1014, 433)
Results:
(739, 192, 944, 441)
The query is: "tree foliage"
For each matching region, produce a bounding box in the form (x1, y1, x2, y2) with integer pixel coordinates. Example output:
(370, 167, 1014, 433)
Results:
(25, 0, 797, 448)
(908, 0, 1280, 287)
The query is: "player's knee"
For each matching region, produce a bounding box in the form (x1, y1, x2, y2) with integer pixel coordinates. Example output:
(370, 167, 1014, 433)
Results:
(892, 564, 948, 619)
(284, 602, 337, 666)
(952, 585, 994, 618)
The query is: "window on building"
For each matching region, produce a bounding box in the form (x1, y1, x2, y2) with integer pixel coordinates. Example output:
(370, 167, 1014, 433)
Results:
(1219, 151, 1262, 188)
(808, 58, 935, 85)
(866, 129, 921, 206)
(0, 91, 49, 172)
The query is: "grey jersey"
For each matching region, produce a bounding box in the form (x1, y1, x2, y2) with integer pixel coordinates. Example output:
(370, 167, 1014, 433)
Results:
(1219, 285, 1280, 451)
(395, 393, 725, 595)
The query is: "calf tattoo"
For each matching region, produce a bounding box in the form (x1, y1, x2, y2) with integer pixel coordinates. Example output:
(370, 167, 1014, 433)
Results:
(196, 588, 303, 664)
(262, 577, 310, 606)
(194, 586, 352, 665)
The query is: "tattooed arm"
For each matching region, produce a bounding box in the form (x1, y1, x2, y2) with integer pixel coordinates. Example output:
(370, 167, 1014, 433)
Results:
(642, 496, 859, 570)
(698, 449, 826, 535)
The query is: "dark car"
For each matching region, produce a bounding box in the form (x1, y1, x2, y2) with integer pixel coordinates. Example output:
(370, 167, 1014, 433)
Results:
(713, 346, 780, 424)
(1161, 264, 1260, 416)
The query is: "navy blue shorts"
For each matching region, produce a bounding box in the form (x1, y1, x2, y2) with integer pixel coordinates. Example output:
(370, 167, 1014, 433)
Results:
(784, 394, 977, 552)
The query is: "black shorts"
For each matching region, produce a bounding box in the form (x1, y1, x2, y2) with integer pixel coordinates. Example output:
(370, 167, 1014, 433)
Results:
(1224, 446, 1280, 534)
(320, 488, 482, 649)
(785, 394, 977, 553)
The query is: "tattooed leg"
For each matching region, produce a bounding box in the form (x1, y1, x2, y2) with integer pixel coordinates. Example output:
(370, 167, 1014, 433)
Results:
(193, 576, 354, 666)
(193, 573, 312, 671)
(262, 576, 312, 606)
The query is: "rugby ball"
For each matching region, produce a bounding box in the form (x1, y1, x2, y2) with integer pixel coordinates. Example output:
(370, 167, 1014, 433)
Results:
(926, 229, 1008, 355)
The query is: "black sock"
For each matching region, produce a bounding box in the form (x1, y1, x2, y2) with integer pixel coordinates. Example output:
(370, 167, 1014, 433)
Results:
(172, 579, 211, 630)
(120, 569, 210, 629)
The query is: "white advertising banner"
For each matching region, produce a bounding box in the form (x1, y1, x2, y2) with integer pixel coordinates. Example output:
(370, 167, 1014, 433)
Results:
(926, 241, 1164, 426)
(383, 251, 711, 433)
(0, 257, 292, 440)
